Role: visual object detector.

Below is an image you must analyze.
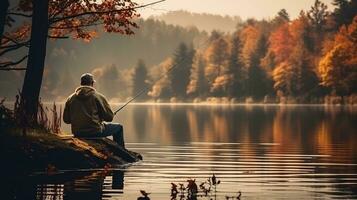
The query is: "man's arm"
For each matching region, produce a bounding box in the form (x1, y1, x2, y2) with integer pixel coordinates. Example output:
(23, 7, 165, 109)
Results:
(96, 95, 114, 122)
(63, 99, 71, 124)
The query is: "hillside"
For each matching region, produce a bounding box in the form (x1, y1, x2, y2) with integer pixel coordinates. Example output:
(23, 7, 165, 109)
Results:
(152, 10, 243, 32)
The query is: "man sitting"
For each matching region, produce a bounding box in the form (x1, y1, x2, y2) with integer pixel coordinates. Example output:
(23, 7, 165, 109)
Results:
(63, 73, 125, 148)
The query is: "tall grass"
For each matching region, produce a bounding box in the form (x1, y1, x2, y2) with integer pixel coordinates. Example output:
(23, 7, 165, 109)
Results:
(0, 93, 62, 134)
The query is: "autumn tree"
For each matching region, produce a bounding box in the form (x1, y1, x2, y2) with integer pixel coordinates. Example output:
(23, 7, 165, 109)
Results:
(187, 52, 209, 98)
(206, 36, 230, 96)
(273, 62, 295, 96)
(210, 36, 239, 96)
(148, 58, 173, 100)
(132, 59, 149, 101)
(268, 23, 295, 64)
(1, 0, 162, 122)
(240, 23, 260, 64)
(260, 9, 291, 84)
(271, 12, 320, 100)
(318, 16, 357, 97)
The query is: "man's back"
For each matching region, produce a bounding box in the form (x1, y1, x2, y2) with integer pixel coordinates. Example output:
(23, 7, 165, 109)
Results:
(63, 86, 114, 136)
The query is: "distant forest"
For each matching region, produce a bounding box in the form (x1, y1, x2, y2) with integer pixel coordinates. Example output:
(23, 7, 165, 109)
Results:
(153, 10, 243, 32)
(1, 0, 356, 104)
(139, 0, 357, 104)
(0, 18, 208, 100)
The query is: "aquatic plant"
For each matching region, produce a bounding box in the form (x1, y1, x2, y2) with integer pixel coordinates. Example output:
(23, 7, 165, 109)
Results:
(225, 191, 242, 200)
(169, 174, 242, 200)
(137, 190, 151, 200)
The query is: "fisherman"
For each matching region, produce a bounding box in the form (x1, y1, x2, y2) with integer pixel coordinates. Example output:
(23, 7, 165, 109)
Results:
(63, 73, 125, 148)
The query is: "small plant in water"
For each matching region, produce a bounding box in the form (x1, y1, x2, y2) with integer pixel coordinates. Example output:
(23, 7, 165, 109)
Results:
(225, 191, 242, 200)
(169, 174, 240, 200)
(137, 190, 151, 200)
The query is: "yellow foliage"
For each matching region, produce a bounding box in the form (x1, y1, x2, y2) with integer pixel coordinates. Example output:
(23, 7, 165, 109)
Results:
(318, 16, 357, 94)
(273, 62, 293, 95)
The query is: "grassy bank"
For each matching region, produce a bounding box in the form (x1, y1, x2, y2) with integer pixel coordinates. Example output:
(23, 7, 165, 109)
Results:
(0, 130, 141, 175)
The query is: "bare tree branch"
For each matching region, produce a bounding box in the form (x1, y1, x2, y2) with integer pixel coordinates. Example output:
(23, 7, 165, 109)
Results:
(0, 43, 27, 56)
(49, 22, 104, 29)
(0, 55, 28, 69)
(50, 0, 165, 24)
(2, 34, 29, 46)
(2, 35, 20, 44)
(0, 40, 30, 49)
(7, 12, 32, 18)
(0, 68, 27, 71)
(47, 35, 69, 39)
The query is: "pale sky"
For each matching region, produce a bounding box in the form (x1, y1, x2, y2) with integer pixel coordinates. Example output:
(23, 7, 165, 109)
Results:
(136, 0, 334, 20)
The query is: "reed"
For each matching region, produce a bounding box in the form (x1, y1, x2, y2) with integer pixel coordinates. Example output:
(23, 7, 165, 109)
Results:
(0, 94, 62, 135)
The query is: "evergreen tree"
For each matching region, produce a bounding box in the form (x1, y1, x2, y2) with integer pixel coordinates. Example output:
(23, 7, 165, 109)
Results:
(332, 0, 357, 29)
(289, 43, 319, 98)
(132, 59, 149, 101)
(277, 9, 290, 22)
(307, 0, 329, 32)
(246, 35, 270, 100)
(227, 34, 246, 98)
(187, 53, 209, 98)
(169, 43, 195, 99)
(272, 9, 290, 26)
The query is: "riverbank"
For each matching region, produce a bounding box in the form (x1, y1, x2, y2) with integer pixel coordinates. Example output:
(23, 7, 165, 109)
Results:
(0, 130, 142, 175)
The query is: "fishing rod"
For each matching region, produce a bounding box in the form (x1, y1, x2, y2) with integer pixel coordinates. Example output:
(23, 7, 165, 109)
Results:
(114, 38, 211, 115)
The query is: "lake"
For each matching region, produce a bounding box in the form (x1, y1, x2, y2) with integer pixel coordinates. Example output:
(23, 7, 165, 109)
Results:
(2, 105, 357, 199)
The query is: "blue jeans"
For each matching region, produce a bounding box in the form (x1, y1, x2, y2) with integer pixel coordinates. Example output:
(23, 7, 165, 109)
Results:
(101, 123, 125, 148)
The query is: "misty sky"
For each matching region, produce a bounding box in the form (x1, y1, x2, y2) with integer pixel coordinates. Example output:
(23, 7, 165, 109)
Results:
(137, 0, 334, 19)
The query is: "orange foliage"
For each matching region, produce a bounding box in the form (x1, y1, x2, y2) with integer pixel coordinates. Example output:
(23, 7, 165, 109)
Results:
(240, 24, 260, 62)
(318, 16, 357, 94)
(47, 0, 139, 40)
(268, 23, 295, 63)
(5, 0, 139, 44)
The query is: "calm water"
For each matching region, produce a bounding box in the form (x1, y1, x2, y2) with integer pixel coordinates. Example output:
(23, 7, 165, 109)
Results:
(3, 105, 357, 199)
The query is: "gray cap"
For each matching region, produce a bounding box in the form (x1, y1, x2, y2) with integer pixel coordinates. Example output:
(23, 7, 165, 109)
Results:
(80, 73, 96, 85)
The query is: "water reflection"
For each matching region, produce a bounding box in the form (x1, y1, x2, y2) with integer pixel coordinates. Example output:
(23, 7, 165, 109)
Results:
(13, 105, 357, 199)
(117, 105, 356, 153)
(1, 170, 125, 200)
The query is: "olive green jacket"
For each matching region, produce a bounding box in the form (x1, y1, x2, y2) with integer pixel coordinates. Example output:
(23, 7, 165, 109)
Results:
(63, 86, 114, 136)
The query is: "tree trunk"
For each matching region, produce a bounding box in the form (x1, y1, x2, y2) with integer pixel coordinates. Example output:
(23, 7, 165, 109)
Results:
(21, 0, 49, 122)
(0, 0, 9, 44)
